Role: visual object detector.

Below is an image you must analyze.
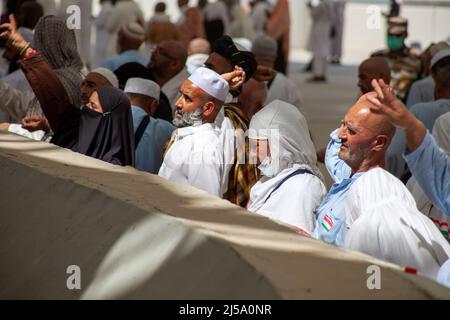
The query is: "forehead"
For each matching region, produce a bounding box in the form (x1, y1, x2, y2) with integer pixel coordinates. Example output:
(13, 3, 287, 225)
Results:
(344, 104, 373, 128)
(181, 80, 203, 96)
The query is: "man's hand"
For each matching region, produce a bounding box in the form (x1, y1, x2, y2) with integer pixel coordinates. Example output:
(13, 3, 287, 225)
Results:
(22, 116, 51, 133)
(253, 65, 276, 82)
(366, 79, 416, 129)
(367, 79, 427, 152)
(222, 66, 246, 92)
(0, 14, 28, 53)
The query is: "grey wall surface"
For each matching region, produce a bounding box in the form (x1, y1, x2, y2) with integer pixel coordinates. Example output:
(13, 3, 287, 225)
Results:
(0, 130, 449, 299)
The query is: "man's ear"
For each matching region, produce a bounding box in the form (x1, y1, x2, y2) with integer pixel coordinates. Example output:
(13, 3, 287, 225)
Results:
(373, 135, 389, 152)
(150, 100, 159, 116)
(202, 101, 216, 118)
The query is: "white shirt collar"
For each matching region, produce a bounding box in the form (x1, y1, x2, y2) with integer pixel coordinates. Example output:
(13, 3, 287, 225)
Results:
(176, 122, 217, 139)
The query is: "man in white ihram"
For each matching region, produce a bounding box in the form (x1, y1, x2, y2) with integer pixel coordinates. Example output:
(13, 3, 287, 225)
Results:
(158, 67, 230, 197)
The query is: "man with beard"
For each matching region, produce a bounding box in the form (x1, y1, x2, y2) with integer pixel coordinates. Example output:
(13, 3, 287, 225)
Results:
(312, 95, 396, 246)
(158, 67, 230, 196)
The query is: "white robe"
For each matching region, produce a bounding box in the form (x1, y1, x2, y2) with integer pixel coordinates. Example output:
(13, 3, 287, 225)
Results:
(307, 0, 334, 76)
(345, 168, 450, 280)
(248, 164, 326, 234)
(161, 68, 190, 113)
(247, 100, 326, 234)
(94, 2, 113, 68)
(159, 123, 226, 197)
(266, 73, 304, 114)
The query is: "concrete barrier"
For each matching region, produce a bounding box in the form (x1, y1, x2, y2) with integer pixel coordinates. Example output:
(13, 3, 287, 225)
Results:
(0, 130, 449, 299)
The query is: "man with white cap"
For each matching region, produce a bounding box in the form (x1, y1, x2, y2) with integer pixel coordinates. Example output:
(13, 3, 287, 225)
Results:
(102, 22, 148, 72)
(247, 100, 326, 234)
(158, 67, 230, 196)
(252, 34, 303, 112)
(125, 78, 175, 174)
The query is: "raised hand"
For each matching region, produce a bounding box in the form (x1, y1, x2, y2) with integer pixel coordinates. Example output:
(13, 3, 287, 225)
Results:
(222, 66, 246, 92)
(366, 79, 416, 130)
(0, 14, 27, 53)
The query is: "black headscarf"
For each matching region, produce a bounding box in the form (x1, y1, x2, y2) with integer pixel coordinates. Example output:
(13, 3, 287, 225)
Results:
(74, 87, 135, 167)
(212, 35, 257, 81)
(114, 62, 173, 122)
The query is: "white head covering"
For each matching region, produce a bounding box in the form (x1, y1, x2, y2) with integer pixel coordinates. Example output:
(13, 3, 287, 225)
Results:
(249, 100, 323, 179)
(233, 38, 253, 51)
(90, 67, 119, 88)
(188, 67, 229, 102)
(120, 22, 145, 42)
(124, 77, 160, 101)
(345, 168, 450, 280)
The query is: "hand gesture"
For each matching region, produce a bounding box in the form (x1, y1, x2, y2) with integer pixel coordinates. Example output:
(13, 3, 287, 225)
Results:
(0, 14, 27, 53)
(222, 66, 246, 92)
(366, 79, 416, 130)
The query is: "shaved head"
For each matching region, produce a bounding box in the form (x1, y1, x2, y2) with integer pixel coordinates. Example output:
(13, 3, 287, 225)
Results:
(358, 57, 391, 94)
(338, 99, 395, 173)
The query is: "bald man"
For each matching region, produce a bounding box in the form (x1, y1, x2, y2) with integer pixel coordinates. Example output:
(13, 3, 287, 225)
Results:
(313, 97, 396, 246)
(148, 40, 189, 111)
(357, 57, 391, 95)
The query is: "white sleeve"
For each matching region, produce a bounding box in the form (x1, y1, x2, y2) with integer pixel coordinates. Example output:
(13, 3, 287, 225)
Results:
(0, 80, 34, 122)
(8, 124, 46, 141)
(183, 145, 223, 197)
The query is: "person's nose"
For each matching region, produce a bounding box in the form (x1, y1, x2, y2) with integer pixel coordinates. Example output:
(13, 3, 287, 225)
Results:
(338, 125, 346, 141)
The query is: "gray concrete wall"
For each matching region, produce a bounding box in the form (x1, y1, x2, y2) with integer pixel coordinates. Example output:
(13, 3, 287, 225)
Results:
(0, 130, 449, 299)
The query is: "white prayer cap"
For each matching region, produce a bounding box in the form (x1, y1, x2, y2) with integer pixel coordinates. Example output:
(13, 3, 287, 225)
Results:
(124, 78, 160, 101)
(188, 67, 229, 102)
(252, 35, 277, 57)
(120, 22, 145, 42)
(233, 38, 252, 51)
(90, 67, 119, 88)
(431, 49, 450, 71)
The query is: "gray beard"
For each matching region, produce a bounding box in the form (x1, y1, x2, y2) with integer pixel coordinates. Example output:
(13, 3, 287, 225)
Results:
(172, 107, 204, 128)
